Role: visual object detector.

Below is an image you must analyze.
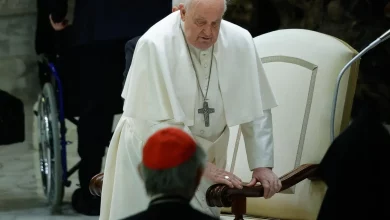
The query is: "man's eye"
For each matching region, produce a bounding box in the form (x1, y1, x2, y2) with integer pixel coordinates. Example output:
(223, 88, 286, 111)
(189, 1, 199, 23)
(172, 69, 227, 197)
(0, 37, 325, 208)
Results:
(196, 20, 206, 26)
(213, 21, 221, 27)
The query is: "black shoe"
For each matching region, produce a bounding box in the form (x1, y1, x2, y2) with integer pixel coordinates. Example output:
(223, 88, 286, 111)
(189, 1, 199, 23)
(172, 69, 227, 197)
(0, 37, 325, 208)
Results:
(71, 188, 101, 216)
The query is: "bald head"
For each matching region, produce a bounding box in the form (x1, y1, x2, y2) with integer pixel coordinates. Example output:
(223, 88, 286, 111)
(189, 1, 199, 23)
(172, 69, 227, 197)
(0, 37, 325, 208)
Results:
(179, 0, 227, 50)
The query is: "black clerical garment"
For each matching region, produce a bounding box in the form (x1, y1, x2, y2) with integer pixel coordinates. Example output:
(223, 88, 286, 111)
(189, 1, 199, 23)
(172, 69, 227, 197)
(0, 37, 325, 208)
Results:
(317, 104, 389, 219)
(122, 195, 219, 220)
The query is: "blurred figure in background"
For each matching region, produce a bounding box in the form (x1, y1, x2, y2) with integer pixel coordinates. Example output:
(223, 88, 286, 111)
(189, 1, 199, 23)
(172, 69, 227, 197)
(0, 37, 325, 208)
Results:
(47, 0, 172, 215)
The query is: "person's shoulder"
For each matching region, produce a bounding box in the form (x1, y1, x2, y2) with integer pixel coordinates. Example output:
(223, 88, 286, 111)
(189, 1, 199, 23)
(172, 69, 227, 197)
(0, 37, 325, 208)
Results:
(132, 35, 159, 54)
(219, 20, 254, 51)
(140, 12, 180, 46)
(220, 19, 252, 39)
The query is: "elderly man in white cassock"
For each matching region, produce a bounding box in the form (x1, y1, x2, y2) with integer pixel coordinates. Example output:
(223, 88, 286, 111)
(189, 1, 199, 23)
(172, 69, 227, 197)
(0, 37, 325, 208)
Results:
(100, 0, 282, 219)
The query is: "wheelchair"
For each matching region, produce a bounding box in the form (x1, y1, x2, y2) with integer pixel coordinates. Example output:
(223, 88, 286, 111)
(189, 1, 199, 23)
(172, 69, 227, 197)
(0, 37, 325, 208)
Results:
(35, 48, 82, 213)
(34, 1, 88, 207)
(35, 30, 134, 214)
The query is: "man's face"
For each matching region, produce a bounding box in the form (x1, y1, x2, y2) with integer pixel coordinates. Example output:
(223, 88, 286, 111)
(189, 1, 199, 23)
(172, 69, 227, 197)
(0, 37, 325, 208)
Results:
(180, 0, 224, 50)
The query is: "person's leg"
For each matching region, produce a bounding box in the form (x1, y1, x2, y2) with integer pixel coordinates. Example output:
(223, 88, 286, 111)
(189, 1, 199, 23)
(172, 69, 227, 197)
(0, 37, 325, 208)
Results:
(73, 40, 125, 215)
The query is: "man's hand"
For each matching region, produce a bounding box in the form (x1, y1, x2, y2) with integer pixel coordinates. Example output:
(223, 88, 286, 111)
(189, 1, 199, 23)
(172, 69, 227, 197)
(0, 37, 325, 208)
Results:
(247, 167, 281, 199)
(203, 162, 243, 189)
(49, 14, 68, 31)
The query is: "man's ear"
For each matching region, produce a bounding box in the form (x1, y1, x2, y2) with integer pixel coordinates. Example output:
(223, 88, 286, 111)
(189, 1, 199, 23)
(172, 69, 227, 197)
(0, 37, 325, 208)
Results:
(179, 3, 186, 21)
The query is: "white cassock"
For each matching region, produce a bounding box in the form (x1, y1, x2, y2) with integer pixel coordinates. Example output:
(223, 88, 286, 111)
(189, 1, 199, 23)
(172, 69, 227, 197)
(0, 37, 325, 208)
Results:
(100, 11, 278, 220)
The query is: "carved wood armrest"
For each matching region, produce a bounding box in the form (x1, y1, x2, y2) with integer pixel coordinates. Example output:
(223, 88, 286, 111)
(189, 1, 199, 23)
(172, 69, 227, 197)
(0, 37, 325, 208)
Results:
(206, 163, 320, 207)
(206, 164, 320, 220)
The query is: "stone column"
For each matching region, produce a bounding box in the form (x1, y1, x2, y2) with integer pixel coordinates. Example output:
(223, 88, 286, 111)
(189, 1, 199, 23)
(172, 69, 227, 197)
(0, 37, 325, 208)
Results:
(0, 0, 39, 103)
(0, 0, 39, 150)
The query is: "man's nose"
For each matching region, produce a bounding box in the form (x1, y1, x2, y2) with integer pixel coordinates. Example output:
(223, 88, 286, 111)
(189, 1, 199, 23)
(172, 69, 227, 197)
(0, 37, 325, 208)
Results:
(203, 25, 212, 36)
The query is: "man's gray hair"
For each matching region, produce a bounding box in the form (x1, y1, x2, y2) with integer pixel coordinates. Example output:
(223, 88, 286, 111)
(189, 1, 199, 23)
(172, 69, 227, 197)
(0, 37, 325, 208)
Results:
(172, 0, 229, 13)
(140, 145, 206, 197)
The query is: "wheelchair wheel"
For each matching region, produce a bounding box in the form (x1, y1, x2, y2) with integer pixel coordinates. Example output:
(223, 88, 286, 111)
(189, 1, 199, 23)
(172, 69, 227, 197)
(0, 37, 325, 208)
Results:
(38, 82, 64, 213)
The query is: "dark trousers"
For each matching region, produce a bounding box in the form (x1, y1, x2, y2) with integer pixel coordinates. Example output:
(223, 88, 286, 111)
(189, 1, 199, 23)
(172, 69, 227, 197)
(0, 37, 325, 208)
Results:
(73, 40, 126, 195)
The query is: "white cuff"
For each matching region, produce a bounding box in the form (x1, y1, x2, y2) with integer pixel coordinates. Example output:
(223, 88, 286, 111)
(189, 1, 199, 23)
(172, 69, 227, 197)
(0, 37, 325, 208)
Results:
(241, 109, 274, 170)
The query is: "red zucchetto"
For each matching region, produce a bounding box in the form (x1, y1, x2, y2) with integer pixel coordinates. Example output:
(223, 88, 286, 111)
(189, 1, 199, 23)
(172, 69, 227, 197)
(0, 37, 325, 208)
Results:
(142, 127, 196, 170)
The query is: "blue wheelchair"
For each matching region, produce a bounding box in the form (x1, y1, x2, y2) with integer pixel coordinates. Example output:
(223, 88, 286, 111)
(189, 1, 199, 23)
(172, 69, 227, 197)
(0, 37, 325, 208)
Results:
(35, 30, 140, 213)
(36, 51, 82, 213)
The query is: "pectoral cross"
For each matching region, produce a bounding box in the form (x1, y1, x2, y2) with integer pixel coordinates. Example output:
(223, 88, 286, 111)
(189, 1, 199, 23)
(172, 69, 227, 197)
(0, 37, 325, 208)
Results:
(198, 101, 215, 127)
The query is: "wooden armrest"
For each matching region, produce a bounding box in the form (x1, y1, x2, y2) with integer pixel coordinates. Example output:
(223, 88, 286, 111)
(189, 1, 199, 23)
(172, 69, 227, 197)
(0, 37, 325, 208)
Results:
(206, 164, 320, 220)
(206, 163, 320, 207)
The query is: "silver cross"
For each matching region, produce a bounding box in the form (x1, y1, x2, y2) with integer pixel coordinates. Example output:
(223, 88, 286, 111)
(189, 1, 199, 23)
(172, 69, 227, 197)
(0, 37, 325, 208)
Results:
(198, 101, 215, 127)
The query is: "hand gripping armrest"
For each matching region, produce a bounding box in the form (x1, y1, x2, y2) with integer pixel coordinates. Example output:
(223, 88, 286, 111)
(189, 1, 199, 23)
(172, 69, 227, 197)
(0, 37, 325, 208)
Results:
(206, 164, 320, 207)
(206, 164, 320, 220)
